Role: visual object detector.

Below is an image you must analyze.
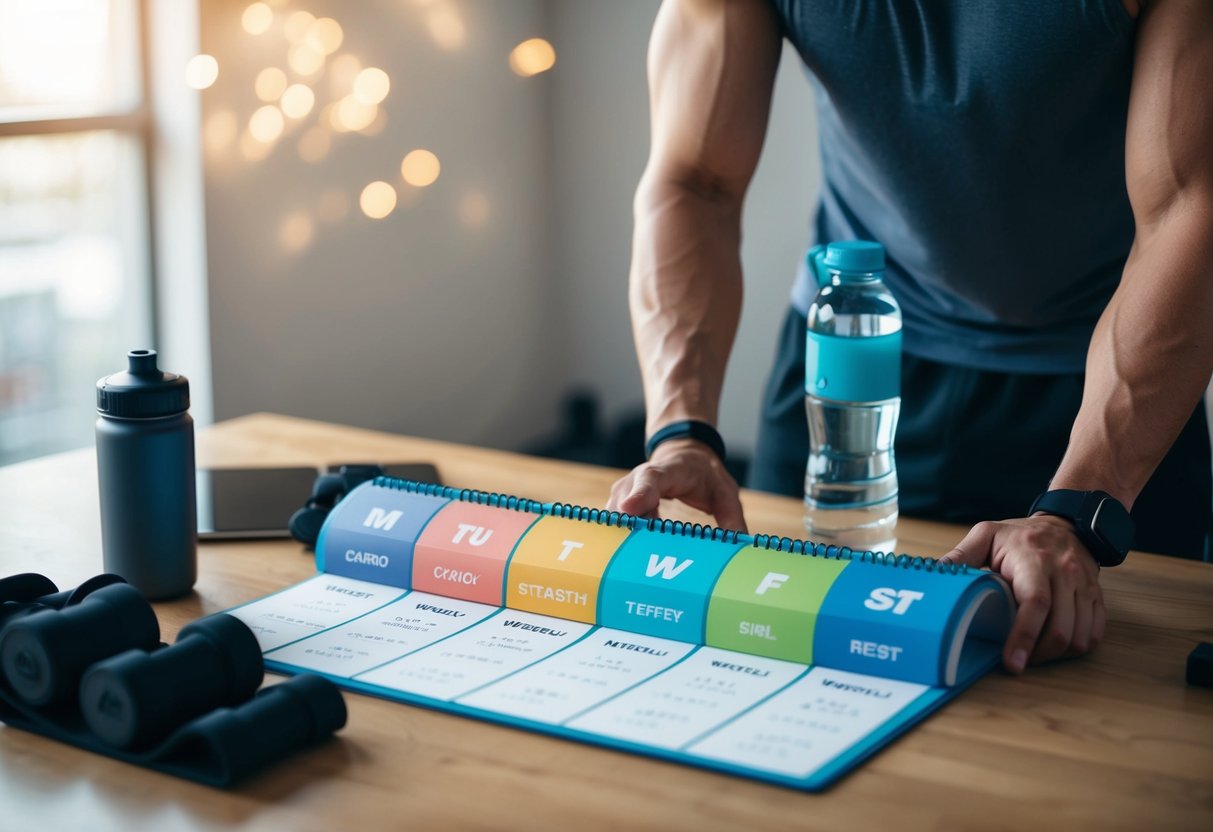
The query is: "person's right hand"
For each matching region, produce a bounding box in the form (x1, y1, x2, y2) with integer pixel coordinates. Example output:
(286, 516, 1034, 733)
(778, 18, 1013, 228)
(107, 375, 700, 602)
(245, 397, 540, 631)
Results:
(607, 439, 748, 532)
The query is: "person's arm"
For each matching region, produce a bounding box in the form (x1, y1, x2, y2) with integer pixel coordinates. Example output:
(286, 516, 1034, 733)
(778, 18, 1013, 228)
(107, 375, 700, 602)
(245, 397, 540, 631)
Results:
(942, 0, 1213, 673)
(607, 0, 782, 529)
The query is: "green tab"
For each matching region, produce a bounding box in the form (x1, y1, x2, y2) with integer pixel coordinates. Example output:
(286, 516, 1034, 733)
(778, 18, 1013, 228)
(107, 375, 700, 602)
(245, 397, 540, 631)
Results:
(705, 547, 850, 663)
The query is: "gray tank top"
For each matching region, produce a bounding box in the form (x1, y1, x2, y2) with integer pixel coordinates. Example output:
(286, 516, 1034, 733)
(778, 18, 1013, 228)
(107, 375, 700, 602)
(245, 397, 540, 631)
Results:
(773, 0, 1137, 372)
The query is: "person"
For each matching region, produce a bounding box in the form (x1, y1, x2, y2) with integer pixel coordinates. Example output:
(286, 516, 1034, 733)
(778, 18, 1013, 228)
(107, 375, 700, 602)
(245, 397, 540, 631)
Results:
(606, 0, 1213, 675)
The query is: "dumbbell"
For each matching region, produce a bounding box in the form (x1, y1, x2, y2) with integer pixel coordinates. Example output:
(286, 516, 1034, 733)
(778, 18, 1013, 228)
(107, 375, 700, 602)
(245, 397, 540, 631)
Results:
(0, 582, 159, 708)
(80, 613, 264, 749)
(184, 674, 347, 783)
(1, 573, 128, 629)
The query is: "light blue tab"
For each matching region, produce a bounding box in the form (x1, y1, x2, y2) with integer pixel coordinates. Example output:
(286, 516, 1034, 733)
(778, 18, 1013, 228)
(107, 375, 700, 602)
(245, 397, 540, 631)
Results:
(317, 482, 449, 588)
(598, 530, 743, 642)
(806, 330, 901, 403)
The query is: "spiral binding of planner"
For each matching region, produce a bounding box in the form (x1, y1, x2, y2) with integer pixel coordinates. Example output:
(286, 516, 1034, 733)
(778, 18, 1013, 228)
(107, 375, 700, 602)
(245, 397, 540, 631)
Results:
(224, 477, 1014, 791)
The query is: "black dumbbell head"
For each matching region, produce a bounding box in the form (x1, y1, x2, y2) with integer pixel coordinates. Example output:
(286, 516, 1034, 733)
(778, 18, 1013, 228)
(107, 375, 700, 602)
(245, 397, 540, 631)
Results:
(177, 614, 265, 702)
(0, 583, 159, 707)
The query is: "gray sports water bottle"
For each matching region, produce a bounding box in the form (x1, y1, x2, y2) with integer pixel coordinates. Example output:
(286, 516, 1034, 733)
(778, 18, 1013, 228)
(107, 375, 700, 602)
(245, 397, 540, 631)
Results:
(96, 349, 197, 599)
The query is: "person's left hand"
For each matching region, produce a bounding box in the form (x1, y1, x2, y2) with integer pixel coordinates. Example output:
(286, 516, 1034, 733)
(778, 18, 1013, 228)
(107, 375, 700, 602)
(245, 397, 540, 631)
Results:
(938, 514, 1105, 674)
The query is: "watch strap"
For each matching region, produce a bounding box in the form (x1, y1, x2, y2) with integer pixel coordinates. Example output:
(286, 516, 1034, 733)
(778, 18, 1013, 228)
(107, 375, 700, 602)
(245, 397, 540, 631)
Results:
(645, 420, 727, 463)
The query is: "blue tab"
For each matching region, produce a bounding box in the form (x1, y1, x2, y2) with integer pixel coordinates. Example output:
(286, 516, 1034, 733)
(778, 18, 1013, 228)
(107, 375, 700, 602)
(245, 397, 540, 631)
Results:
(316, 482, 449, 588)
(813, 563, 979, 685)
(598, 529, 742, 642)
(806, 330, 901, 403)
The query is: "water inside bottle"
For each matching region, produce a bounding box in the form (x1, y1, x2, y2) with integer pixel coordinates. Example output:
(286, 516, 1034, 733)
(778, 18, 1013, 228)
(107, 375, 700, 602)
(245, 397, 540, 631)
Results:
(804, 395, 899, 553)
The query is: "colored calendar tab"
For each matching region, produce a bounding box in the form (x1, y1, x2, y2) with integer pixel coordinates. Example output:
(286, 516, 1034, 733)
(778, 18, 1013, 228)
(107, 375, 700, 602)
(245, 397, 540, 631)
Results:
(411, 502, 539, 605)
(704, 547, 850, 663)
(814, 563, 977, 685)
(316, 484, 449, 588)
(598, 530, 743, 642)
(505, 516, 630, 623)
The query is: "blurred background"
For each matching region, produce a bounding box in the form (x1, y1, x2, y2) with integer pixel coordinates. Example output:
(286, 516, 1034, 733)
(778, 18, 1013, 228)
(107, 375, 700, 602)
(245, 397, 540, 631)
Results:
(0, 0, 823, 476)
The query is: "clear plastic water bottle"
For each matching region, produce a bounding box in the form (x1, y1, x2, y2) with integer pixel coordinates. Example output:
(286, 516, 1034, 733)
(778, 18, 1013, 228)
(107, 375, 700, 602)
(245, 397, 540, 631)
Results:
(803, 241, 902, 552)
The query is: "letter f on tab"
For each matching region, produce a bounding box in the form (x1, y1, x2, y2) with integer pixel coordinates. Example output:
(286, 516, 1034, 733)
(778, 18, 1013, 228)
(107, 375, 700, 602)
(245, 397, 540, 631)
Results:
(755, 572, 790, 596)
(363, 508, 403, 531)
(645, 554, 694, 580)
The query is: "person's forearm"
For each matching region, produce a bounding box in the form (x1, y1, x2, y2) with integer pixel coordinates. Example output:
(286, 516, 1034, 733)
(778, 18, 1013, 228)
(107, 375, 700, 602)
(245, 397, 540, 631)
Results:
(629, 172, 744, 436)
(1052, 206, 1213, 508)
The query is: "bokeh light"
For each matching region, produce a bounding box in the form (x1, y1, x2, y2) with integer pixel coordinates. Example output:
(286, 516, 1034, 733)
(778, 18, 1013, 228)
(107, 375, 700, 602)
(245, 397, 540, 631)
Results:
(249, 105, 285, 143)
(353, 67, 390, 105)
(332, 96, 377, 132)
(284, 10, 315, 42)
(401, 149, 441, 187)
(427, 6, 466, 50)
(255, 67, 288, 102)
(329, 54, 362, 95)
(458, 192, 491, 228)
(278, 211, 315, 254)
(306, 17, 344, 55)
(185, 54, 219, 90)
(509, 38, 556, 77)
(360, 181, 397, 219)
(280, 83, 315, 119)
(288, 43, 325, 76)
(241, 3, 273, 35)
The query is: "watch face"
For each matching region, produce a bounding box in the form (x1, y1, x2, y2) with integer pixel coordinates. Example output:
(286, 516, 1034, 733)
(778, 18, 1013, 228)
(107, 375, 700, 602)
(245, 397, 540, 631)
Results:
(1092, 496, 1134, 557)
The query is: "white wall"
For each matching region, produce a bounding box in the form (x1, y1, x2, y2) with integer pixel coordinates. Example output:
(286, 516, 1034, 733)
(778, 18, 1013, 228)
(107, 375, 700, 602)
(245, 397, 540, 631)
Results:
(198, 0, 819, 460)
(547, 0, 819, 458)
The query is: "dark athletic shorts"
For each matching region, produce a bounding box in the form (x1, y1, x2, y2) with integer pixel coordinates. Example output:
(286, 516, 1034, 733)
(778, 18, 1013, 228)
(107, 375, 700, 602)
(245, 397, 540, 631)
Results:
(750, 307, 1213, 560)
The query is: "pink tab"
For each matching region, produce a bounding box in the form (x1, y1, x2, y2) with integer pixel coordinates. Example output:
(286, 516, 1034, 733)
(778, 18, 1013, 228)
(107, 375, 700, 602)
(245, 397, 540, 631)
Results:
(412, 503, 538, 605)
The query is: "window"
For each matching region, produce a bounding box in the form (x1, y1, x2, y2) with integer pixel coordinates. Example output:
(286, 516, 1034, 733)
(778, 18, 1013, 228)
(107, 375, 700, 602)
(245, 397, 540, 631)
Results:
(0, 0, 153, 464)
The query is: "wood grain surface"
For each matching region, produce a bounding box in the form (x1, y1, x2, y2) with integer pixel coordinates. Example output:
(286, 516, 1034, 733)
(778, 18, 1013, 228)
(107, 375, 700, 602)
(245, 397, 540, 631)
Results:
(0, 413, 1210, 832)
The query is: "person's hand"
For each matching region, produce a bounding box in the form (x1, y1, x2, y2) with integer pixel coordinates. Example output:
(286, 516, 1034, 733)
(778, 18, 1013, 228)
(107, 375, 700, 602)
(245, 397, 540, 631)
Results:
(607, 439, 748, 532)
(939, 514, 1105, 675)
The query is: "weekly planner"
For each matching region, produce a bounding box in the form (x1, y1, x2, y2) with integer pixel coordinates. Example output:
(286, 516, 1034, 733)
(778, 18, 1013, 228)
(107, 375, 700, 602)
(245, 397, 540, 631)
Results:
(226, 478, 1014, 791)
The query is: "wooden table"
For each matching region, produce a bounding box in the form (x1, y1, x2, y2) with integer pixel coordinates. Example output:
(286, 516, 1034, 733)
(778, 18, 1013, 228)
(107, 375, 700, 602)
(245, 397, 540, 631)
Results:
(1, 413, 1210, 831)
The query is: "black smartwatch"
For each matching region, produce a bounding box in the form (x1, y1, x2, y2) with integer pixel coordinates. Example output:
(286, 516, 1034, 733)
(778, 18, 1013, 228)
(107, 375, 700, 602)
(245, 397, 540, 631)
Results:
(1029, 489, 1134, 567)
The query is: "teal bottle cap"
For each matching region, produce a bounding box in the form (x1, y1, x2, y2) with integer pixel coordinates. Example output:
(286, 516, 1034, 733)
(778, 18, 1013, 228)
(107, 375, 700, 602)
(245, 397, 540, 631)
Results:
(822, 240, 885, 273)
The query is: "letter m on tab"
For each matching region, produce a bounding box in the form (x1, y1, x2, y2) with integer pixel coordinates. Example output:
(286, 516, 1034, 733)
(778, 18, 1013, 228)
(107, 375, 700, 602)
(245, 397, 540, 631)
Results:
(645, 553, 694, 580)
(363, 507, 404, 532)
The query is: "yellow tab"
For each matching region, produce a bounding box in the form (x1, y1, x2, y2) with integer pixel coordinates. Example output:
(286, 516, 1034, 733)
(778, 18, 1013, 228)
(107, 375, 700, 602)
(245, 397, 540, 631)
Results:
(506, 516, 630, 623)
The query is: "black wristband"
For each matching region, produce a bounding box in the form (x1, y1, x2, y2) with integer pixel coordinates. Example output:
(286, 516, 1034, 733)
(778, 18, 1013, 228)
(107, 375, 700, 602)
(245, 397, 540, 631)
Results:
(645, 420, 727, 463)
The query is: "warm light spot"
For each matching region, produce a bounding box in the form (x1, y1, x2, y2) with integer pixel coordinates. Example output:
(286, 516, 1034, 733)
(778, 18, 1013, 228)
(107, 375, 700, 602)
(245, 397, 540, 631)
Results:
(329, 54, 362, 93)
(352, 67, 390, 105)
(509, 38, 556, 77)
(241, 3, 273, 35)
(317, 190, 350, 223)
(204, 110, 238, 154)
(427, 6, 466, 50)
(297, 126, 331, 163)
(284, 10, 315, 42)
(333, 96, 377, 132)
(249, 105, 285, 143)
(288, 43, 325, 76)
(185, 54, 219, 90)
(458, 192, 491, 228)
(254, 67, 288, 102)
(280, 83, 315, 119)
(360, 181, 397, 219)
(239, 130, 271, 161)
(401, 149, 441, 187)
(306, 17, 344, 55)
(358, 108, 387, 136)
(278, 211, 315, 254)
